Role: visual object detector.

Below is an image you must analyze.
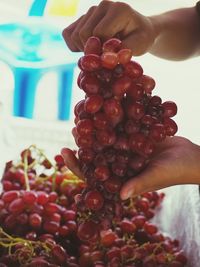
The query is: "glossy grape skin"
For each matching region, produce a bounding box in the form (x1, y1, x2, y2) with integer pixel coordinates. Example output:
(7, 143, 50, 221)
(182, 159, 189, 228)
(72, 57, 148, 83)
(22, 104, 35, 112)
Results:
(84, 36, 102, 55)
(126, 101, 145, 120)
(80, 75, 101, 95)
(84, 190, 104, 211)
(162, 101, 177, 117)
(112, 76, 132, 98)
(102, 38, 122, 53)
(93, 112, 109, 130)
(149, 123, 166, 142)
(94, 166, 110, 181)
(101, 52, 118, 69)
(80, 54, 101, 72)
(76, 119, 93, 136)
(77, 220, 99, 241)
(118, 49, 132, 64)
(124, 61, 143, 79)
(137, 75, 156, 93)
(96, 129, 117, 147)
(163, 117, 178, 136)
(103, 98, 122, 117)
(84, 95, 104, 114)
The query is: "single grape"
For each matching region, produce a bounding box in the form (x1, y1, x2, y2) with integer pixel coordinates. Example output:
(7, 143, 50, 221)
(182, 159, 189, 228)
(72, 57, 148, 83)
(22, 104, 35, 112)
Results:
(76, 119, 94, 136)
(124, 61, 143, 79)
(80, 54, 101, 72)
(102, 38, 122, 53)
(84, 190, 104, 210)
(94, 166, 110, 181)
(101, 52, 119, 69)
(149, 123, 166, 142)
(112, 76, 132, 98)
(118, 49, 132, 64)
(137, 75, 156, 93)
(84, 95, 104, 114)
(84, 36, 102, 55)
(163, 117, 178, 136)
(80, 75, 101, 95)
(162, 101, 177, 117)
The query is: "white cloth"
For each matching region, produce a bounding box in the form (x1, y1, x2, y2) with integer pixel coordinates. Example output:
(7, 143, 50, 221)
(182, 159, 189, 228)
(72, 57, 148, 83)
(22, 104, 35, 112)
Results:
(154, 185, 200, 267)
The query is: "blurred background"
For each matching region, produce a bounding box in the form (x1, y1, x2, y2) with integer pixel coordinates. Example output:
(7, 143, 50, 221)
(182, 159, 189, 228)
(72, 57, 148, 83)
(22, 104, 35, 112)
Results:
(0, 0, 199, 170)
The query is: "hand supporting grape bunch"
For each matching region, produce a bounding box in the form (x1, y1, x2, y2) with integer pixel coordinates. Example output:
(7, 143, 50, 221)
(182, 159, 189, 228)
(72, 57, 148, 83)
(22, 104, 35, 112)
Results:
(62, 136, 200, 199)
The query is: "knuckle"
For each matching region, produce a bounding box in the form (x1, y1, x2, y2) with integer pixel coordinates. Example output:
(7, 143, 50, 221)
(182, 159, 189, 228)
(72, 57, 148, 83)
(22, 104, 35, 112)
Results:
(62, 28, 70, 40)
(93, 26, 110, 40)
(87, 5, 96, 13)
(115, 1, 131, 11)
(79, 30, 89, 43)
(98, 0, 111, 9)
(71, 30, 80, 43)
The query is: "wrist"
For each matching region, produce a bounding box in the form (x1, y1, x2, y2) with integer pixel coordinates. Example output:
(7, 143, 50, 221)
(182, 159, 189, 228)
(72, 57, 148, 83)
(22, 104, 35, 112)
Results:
(191, 143, 200, 184)
(147, 14, 164, 51)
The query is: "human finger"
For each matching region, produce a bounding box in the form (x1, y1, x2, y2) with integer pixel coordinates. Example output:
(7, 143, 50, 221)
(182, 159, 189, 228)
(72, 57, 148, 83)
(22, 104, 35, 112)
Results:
(78, 1, 111, 46)
(120, 162, 173, 200)
(93, 2, 137, 41)
(61, 148, 84, 179)
(62, 17, 83, 51)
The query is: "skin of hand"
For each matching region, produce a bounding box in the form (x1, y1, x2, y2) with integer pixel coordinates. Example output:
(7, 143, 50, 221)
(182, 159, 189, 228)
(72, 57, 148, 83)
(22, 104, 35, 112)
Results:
(61, 136, 200, 200)
(120, 136, 200, 200)
(62, 0, 156, 56)
(62, 1, 200, 60)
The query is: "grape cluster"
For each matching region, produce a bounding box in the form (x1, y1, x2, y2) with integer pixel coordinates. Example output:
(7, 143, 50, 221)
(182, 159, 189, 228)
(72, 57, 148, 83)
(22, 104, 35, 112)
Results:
(0, 146, 82, 266)
(73, 36, 179, 252)
(0, 145, 187, 266)
(0, 37, 187, 266)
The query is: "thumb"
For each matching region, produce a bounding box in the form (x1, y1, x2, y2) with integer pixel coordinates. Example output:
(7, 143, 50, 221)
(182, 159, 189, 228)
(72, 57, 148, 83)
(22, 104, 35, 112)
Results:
(120, 165, 160, 200)
(61, 148, 84, 180)
(122, 30, 154, 56)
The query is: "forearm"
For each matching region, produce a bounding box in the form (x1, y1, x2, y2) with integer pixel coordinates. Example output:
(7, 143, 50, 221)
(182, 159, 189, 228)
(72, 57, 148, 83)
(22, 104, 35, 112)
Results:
(149, 7, 200, 60)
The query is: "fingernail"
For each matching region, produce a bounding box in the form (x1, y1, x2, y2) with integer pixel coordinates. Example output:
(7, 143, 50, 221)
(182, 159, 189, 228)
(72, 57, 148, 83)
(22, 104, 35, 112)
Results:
(121, 189, 134, 200)
(61, 148, 67, 155)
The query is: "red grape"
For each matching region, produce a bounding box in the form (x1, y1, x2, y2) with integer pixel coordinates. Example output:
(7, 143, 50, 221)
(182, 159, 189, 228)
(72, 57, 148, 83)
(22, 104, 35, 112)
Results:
(84, 36, 102, 55)
(84, 190, 104, 211)
(102, 38, 122, 53)
(101, 52, 118, 69)
(84, 95, 104, 114)
(80, 54, 101, 72)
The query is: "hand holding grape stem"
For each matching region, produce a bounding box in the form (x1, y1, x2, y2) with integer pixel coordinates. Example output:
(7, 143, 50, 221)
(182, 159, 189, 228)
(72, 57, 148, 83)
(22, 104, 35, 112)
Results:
(61, 136, 200, 199)
(62, 1, 200, 60)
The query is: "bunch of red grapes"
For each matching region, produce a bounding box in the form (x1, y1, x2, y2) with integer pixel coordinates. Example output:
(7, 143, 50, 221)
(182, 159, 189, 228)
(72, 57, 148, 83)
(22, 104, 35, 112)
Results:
(0, 37, 187, 267)
(0, 146, 83, 266)
(73, 36, 182, 265)
(0, 146, 187, 267)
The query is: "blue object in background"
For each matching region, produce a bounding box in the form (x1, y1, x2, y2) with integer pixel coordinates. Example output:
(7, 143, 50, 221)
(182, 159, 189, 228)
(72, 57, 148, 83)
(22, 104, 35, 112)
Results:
(0, 1, 80, 120)
(29, 0, 48, 16)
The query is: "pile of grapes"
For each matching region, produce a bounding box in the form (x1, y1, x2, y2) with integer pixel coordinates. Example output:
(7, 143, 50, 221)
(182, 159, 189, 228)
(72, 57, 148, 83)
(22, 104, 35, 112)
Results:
(0, 37, 187, 267)
(0, 146, 186, 267)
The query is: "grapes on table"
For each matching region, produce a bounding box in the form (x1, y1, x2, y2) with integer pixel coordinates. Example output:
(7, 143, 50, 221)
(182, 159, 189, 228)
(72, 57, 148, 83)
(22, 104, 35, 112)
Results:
(0, 37, 187, 267)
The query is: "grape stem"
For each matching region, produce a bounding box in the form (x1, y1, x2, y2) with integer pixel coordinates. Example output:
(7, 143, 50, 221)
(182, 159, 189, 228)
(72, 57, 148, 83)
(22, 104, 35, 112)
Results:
(22, 149, 30, 191)
(0, 227, 52, 264)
